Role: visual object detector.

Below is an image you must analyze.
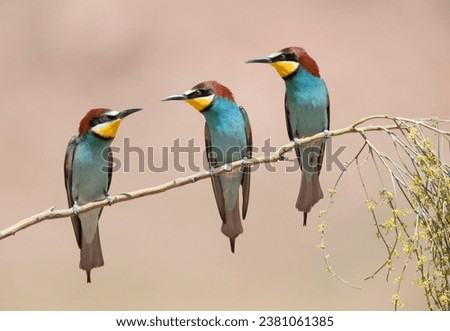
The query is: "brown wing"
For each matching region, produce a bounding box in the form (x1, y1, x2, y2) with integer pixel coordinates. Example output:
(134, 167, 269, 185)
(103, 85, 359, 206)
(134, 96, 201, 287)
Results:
(285, 94, 301, 167)
(97, 146, 112, 219)
(239, 106, 252, 219)
(205, 123, 226, 223)
(316, 90, 330, 175)
(64, 136, 82, 248)
(107, 146, 113, 191)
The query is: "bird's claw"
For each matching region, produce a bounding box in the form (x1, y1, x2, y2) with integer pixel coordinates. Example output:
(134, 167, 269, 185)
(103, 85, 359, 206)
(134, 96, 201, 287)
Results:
(323, 129, 331, 139)
(294, 137, 302, 146)
(106, 195, 113, 206)
(73, 202, 80, 215)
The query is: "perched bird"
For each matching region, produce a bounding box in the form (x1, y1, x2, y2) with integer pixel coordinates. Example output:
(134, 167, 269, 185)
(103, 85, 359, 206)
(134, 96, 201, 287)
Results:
(246, 47, 329, 225)
(64, 108, 141, 283)
(163, 81, 252, 253)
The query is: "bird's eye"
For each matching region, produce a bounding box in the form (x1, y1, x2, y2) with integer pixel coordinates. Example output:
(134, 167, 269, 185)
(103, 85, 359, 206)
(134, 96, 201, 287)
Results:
(191, 90, 202, 98)
(101, 115, 109, 121)
(279, 53, 286, 60)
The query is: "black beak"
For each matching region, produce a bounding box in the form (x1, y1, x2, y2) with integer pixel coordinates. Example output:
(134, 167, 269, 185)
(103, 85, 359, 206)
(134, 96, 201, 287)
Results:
(245, 56, 273, 64)
(161, 94, 188, 102)
(118, 108, 142, 118)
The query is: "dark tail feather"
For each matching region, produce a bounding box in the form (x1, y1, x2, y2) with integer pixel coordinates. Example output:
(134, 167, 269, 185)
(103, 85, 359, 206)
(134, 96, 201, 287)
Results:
(296, 171, 324, 226)
(221, 197, 243, 253)
(80, 226, 104, 283)
(229, 238, 236, 253)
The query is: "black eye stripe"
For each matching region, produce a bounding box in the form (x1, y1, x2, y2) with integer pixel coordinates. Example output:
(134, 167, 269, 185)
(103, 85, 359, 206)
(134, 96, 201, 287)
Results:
(274, 53, 297, 62)
(189, 88, 213, 98)
(89, 115, 115, 127)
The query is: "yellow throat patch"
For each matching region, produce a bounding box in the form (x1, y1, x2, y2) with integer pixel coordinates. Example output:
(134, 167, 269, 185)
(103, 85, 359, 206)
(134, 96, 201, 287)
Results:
(186, 94, 214, 112)
(92, 119, 123, 139)
(271, 61, 299, 78)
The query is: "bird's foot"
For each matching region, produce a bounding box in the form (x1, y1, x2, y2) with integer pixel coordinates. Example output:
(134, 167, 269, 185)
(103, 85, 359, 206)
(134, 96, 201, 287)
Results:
(73, 201, 80, 215)
(223, 163, 232, 172)
(106, 194, 113, 206)
(294, 137, 302, 146)
(323, 129, 331, 139)
(208, 166, 217, 176)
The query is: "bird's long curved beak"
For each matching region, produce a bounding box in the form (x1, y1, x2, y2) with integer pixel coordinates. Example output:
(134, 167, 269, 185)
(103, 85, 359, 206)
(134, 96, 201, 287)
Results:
(118, 108, 142, 118)
(245, 56, 272, 64)
(162, 94, 187, 102)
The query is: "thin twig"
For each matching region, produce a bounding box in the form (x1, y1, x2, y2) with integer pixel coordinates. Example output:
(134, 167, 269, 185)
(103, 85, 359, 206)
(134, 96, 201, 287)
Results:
(0, 116, 444, 241)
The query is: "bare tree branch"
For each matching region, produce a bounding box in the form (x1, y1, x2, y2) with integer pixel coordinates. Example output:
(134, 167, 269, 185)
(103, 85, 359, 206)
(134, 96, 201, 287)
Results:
(0, 115, 422, 240)
(317, 115, 450, 310)
(2, 114, 450, 309)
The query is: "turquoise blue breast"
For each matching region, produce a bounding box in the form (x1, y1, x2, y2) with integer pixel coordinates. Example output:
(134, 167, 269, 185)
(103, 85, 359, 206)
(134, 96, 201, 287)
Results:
(285, 68, 329, 137)
(203, 97, 247, 164)
(71, 132, 112, 204)
(203, 97, 247, 211)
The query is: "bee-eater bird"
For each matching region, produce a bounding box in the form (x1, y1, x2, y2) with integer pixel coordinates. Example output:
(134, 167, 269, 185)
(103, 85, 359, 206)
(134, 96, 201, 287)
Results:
(246, 47, 329, 226)
(64, 108, 141, 283)
(162, 81, 252, 253)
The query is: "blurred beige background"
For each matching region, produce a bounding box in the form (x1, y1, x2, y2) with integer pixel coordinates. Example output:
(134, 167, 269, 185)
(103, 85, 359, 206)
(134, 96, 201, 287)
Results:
(0, 0, 449, 310)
